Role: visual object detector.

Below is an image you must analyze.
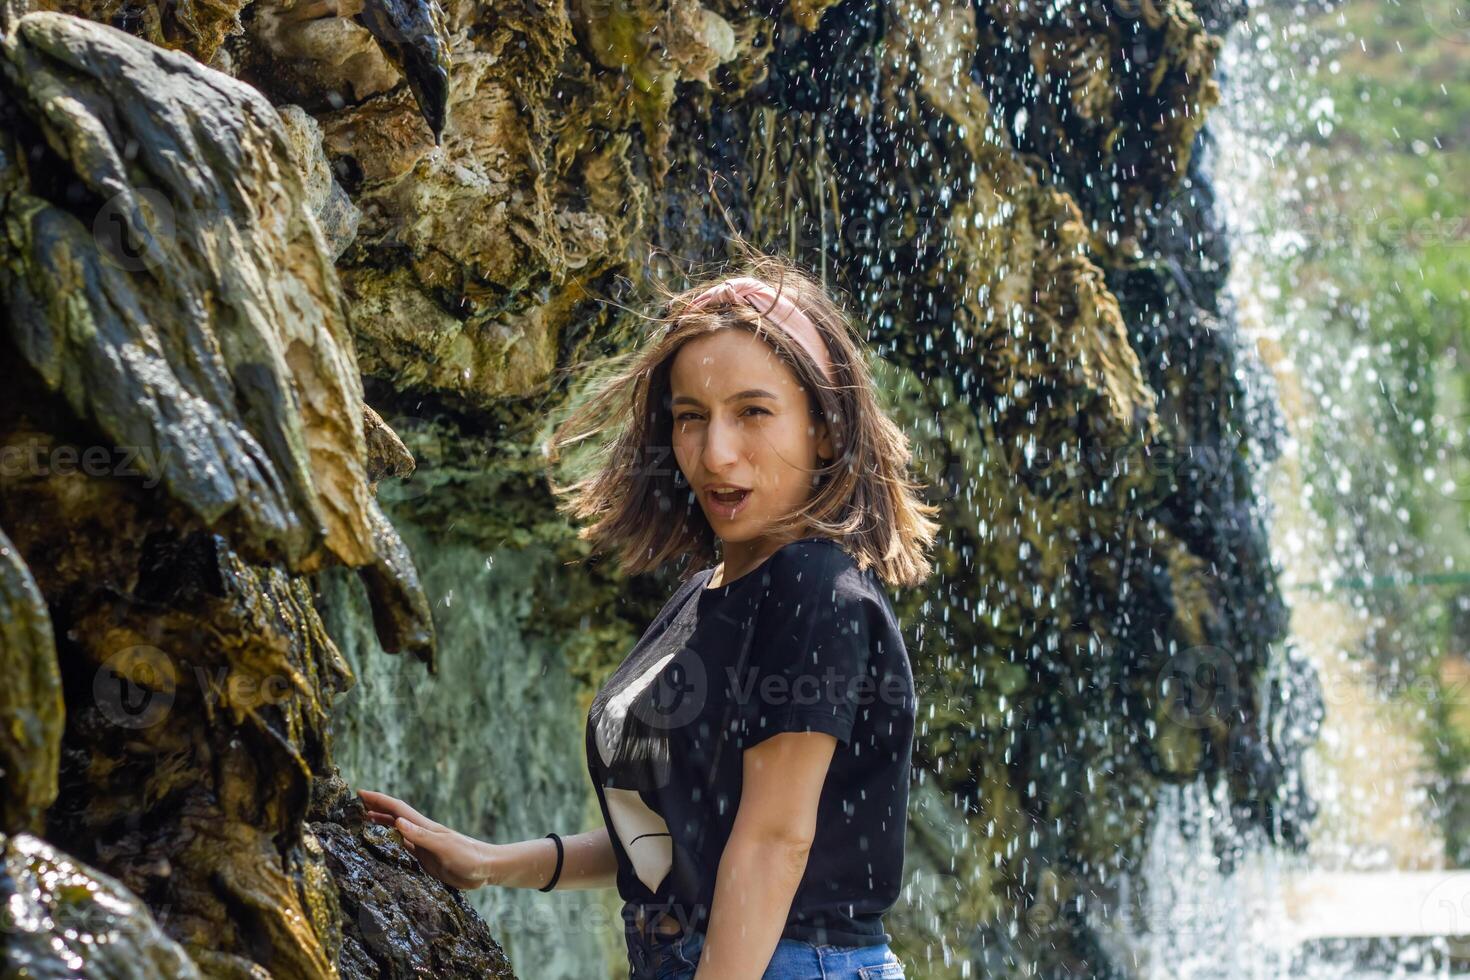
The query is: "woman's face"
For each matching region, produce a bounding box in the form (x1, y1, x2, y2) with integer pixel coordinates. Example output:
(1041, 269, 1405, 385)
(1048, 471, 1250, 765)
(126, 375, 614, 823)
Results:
(668, 328, 833, 548)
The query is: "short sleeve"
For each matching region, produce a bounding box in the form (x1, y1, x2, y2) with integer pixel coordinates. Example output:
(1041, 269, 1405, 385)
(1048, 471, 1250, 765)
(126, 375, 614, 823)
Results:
(738, 543, 878, 749)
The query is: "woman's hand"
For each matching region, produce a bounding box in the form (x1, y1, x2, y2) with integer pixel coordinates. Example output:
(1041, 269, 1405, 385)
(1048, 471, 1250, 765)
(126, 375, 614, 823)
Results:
(358, 789, 496, 891)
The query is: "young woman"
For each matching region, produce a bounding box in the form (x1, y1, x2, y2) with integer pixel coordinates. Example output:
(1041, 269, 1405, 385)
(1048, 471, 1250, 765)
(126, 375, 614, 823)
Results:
(359, 248, 940, 979)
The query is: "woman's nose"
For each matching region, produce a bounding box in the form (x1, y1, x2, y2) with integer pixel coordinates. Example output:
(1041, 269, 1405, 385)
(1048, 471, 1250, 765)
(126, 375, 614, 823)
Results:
(701, 414, 742, 470)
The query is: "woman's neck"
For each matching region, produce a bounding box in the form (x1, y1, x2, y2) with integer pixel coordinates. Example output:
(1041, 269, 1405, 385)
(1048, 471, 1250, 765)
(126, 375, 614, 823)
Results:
(710, 532, 814, 588)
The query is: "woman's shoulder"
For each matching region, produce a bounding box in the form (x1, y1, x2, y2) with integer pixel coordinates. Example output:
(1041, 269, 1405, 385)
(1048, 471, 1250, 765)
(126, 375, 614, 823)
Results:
(760, 538, 908, 658)
(764, 536, 886, 604)
(641, 566, 709, 632)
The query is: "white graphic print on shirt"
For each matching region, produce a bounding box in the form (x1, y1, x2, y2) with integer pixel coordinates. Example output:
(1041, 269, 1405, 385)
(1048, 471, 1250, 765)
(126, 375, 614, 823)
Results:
(594, 651, 677, 893)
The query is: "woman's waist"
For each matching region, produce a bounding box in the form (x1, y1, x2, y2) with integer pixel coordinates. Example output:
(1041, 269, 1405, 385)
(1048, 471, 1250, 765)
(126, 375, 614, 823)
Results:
(620, 895, 891, 936)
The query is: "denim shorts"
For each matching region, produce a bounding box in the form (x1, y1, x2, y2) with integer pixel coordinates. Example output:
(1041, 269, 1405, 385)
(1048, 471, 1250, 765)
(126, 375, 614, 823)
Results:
(626, 925, 906, 979)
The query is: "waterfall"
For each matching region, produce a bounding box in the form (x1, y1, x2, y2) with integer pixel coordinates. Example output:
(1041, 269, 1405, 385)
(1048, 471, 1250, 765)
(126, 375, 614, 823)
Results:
(1092, 3, 1470, 976)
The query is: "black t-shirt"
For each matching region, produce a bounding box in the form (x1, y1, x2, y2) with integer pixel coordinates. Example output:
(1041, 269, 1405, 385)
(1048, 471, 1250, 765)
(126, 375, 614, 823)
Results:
(585, 535, 915, 947)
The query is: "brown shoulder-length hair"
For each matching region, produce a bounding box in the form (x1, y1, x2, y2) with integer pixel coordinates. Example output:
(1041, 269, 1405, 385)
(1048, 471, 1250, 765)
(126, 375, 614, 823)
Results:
(543, 236, 940, 590)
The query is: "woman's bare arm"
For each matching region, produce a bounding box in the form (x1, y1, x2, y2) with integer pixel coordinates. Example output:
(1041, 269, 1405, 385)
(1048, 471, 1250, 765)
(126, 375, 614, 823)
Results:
(490, 826, 621, 890)
(693, 732, 836, 979)
(358, 789, 619, 890)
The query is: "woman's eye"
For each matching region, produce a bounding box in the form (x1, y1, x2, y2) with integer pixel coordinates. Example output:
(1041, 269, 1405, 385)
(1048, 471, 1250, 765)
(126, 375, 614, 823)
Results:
(674, 407, 767, 421)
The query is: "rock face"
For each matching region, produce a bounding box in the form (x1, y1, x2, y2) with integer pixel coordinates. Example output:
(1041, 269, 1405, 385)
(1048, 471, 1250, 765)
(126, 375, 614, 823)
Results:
(0, 10, 508, 978)
(0, 0, 1317, 976)
(0, 10, 431, 650)
(0, 525, 61, 835)
(2, 832, 202, 979)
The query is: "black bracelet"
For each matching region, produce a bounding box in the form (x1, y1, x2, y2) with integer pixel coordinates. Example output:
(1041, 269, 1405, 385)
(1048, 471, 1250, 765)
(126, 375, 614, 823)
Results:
(539, 833, 564, 892)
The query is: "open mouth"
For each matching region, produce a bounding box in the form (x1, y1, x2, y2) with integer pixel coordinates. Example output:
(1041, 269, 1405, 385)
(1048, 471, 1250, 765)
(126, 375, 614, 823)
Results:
(705, 487, 751, 518)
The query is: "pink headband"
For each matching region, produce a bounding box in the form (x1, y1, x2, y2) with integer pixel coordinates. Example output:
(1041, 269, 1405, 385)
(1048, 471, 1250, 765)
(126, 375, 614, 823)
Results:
(680, 276, 835, 383)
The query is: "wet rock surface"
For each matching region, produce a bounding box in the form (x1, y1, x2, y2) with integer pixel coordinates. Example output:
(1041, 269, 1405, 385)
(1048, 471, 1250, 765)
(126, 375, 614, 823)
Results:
(1, 832, 202, 979)
(0, 10, 506, 978)
(311, 775, 516, 979)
